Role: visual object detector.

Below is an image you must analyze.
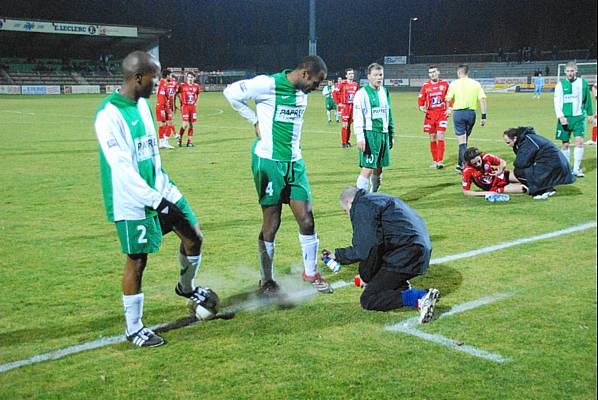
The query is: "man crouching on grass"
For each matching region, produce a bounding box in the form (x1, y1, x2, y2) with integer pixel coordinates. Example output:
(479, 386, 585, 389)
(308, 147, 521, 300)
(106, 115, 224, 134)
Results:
(321, 187, 439, 323)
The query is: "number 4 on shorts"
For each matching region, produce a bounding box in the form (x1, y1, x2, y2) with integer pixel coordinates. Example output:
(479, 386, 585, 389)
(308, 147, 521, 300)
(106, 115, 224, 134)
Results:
(265, 182, 274, 197)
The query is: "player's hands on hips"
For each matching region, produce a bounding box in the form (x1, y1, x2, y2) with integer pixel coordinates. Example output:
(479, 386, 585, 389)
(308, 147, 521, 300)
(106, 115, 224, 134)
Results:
(357, 140, 366, 152)
(321, 249, 334, 261)
(559, 116, 568, 126)
(156, 198, 185, 222)
(254, 123, 261, 139)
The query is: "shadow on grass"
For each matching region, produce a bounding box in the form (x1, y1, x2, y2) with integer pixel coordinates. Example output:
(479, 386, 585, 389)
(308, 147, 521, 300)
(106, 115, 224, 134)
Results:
(582, 156, 596, 174)
(410, 263, 463, 300)
(398, 182, 455, 203)
(554, 185, 583, 197)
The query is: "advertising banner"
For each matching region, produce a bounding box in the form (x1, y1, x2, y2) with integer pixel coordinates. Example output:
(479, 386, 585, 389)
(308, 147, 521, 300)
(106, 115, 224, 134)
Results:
(0, 85, 21, 94)
(384, 78, 410, 87)
(0, 18, 137, 37)
(495, 77, 527, 85)
(105, 85, 121, 94)
(70, 85, 101, 94)
(21, 85, 61, 95)
(384, 56, 407, 65)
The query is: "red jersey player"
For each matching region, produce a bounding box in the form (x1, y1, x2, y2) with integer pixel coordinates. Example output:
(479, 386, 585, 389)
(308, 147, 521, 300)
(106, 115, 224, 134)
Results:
(156, 70, 174, 149)
(418, 65, 450, 168)
(461, 147, 525, 196)
(165, 73, 179, 140)
(176, 71, 202, 147)
(338, 68, 359, 147)
(586, 82, 597, 145)
(332, 76, 343, 123)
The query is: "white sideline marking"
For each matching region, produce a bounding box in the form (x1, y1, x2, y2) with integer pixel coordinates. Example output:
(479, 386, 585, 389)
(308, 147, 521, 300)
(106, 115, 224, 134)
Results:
(385, 293, 515, 363)
(0, 222, 594, 373)
(431, 222, 596, 265)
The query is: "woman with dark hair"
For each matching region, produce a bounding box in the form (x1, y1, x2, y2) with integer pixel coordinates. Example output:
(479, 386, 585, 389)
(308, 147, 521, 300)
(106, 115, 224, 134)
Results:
(503, 127, 576, 199)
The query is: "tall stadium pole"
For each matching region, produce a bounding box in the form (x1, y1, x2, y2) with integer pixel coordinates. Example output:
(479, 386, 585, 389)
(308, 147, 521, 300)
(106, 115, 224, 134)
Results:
(308, 0, 317, 55)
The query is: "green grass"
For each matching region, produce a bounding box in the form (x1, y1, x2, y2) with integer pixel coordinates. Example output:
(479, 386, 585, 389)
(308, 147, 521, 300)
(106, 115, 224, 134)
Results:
(0, 92, 596, 399)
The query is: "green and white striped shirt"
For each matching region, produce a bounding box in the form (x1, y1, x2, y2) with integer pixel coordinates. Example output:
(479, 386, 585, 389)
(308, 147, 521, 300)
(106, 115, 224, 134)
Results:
(353, 85, 395, 142)
(223, 70, 307, 161)
(95, 92, 181, 221)
(554, 77, 593, 118)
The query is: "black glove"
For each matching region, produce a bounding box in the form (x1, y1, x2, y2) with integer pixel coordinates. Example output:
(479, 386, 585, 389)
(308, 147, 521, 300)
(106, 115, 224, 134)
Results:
(155, 198, 185, 222)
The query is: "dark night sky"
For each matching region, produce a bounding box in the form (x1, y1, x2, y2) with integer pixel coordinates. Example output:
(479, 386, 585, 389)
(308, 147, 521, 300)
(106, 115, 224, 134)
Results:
(1, 0, 596, 70)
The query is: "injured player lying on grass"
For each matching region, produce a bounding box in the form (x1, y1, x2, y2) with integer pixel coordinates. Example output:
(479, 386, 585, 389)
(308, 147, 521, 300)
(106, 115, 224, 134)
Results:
(461, 147, 527, 201)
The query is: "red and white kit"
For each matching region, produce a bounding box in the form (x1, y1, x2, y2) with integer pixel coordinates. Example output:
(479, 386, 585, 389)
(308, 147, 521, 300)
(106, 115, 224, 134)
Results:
(418, 79, 449, 133)
(462, 153, 510, 192)
(178, 82, 202, 122)
(339, 80, 359, 145)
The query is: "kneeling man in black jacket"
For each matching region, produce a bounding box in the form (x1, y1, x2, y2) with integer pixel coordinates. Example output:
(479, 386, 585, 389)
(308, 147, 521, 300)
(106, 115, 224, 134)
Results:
(322, 187, 440, 323)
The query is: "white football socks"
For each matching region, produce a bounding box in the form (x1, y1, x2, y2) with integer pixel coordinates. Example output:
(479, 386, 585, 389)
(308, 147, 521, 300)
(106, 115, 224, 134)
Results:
(573, 146, 584, 171)
(326, 110, 331, 122)
(370, 173, 382, 192)
(356, 175, 369, 191)
(258, 239, 275, 282)
(178, 252, 202, 293)
(299, 233, 319, 276)
(561, 147, 571, 163)
(123, 293, 144, 335)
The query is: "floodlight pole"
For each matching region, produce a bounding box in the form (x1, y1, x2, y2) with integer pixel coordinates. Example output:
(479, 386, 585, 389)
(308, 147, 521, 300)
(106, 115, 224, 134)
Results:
(408, 17, 418, 64)
(309, 0, 317, 55)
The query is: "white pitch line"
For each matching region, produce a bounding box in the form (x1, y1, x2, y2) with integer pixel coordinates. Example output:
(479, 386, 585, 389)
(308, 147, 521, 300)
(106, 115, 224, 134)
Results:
(431, 221, 596, 265)
(0, 222, 594, 373)
(385, 293, 515, 363)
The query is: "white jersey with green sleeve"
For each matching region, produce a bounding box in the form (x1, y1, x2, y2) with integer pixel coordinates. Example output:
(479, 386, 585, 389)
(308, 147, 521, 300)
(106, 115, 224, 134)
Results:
(223, 70, 307, 162)
(352, 85, 395, 142)
(554, 78, 594, 118)
(95, 92, 182, 222)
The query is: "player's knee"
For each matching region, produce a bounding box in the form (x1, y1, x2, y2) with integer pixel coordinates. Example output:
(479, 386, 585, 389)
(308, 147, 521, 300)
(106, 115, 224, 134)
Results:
(360, 291, 379, 310)
(298, 216, 315, 235)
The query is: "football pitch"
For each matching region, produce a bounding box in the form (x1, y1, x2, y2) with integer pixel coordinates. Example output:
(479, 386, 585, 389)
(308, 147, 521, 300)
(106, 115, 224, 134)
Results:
(0, 91, 596, 399)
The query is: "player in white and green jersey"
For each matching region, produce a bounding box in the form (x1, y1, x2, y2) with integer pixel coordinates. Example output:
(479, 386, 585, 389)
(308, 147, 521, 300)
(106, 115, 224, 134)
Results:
(554, 61, 595, 177)
(353, 63, 395, 193)
(95, 51, 219, 348)
(322, 80, 338, 123)
(224, 55, 333, 294)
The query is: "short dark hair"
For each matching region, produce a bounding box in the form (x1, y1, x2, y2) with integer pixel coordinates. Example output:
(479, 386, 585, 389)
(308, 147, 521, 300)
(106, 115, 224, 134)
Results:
(504, 126, 535, 141)
(345, 67, 354, 73)
(162, 69, 171, 78)
(297, 55, 327, 77)
(428, 65, 438, 71)
(367, 63, 383, 74)
(463, 147, 481, 163)
(457, 64, 469, 74)
(186, 71, 195, 77)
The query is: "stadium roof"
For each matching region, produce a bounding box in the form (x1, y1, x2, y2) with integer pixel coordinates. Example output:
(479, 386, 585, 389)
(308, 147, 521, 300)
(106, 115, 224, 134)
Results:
(0, 17, 170, 59)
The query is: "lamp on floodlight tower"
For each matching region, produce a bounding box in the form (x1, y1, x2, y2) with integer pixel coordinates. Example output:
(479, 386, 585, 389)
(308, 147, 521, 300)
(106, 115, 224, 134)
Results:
(408, 17, 419, 64)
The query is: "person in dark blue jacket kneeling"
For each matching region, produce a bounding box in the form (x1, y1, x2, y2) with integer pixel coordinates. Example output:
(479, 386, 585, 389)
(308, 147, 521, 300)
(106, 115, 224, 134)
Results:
(321, 187, 439, 323)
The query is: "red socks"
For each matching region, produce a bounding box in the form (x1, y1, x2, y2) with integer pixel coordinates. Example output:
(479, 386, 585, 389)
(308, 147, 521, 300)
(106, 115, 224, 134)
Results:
(430, 140, 445, 162)
(437, 139, 445, 162)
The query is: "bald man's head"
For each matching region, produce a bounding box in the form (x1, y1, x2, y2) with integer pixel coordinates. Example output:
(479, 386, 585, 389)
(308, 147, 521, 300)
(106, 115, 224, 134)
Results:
(122, 51, 161, 81)
(120, 51, 161, 100)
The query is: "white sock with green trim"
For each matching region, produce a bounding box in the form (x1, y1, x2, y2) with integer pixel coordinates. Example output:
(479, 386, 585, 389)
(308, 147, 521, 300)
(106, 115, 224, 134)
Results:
(573, 147, 584, 171)
(299, 233, 319, 276)
(356, 175, 369, 191)
(258, 239, 275, 282)
(123, 293, 144, 335)
(178, 252, 201, 293)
